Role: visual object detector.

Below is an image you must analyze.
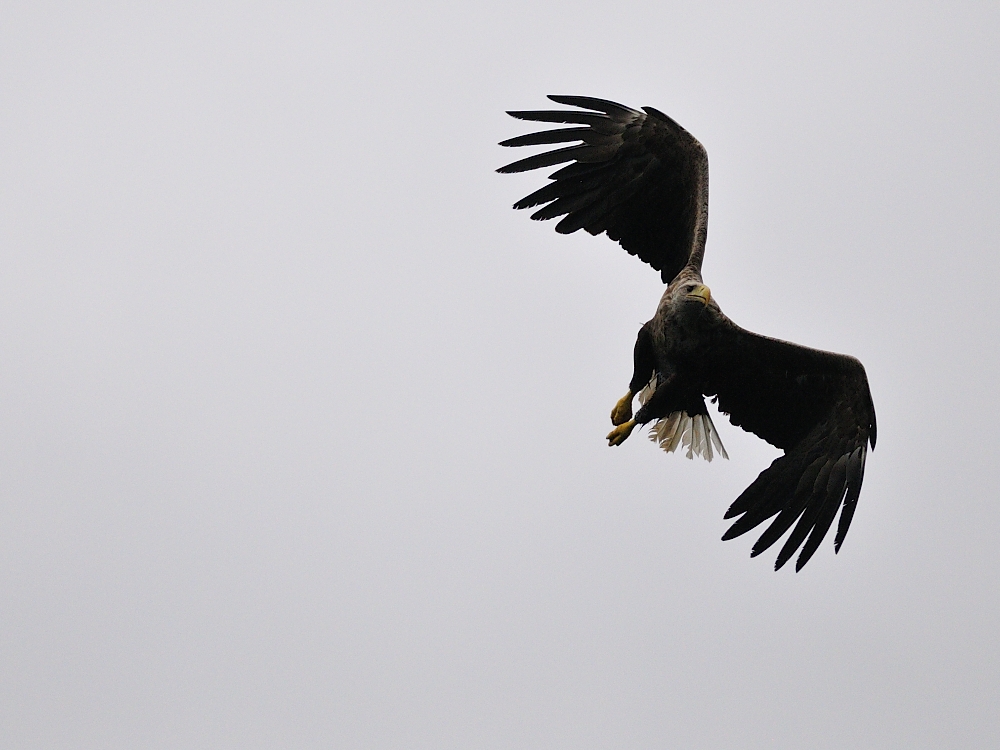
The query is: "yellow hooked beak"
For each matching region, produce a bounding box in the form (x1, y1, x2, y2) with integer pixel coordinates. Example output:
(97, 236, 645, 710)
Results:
(686, 284, 712, 305)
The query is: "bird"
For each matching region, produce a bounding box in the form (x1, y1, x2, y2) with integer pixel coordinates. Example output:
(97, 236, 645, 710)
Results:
(498, 95, 876, 571)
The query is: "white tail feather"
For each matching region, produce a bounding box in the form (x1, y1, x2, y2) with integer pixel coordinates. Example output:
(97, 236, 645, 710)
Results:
(637, 377, 656, 407)
(639, 374, 729, 462)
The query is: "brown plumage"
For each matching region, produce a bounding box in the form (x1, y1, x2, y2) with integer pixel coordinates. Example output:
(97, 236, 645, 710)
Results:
(499, 96, 876, 571)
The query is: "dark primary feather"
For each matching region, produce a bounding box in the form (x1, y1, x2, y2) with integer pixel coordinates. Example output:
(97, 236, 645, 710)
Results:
(548, 95, 642, 117)
(499, 127, 606, 148)
(498, 96, 709, 283)
(704, 323, 876, 570)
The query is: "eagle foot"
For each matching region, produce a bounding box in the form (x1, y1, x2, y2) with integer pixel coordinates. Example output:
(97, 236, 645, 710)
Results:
(610, 391, 633, 426)
(607, 419, 637, 447)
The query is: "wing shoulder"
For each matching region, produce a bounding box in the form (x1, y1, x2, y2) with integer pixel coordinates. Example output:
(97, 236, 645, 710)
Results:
(707, 324, 874, 451)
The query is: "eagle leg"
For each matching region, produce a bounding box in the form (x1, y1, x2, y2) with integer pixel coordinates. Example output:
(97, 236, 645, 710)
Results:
(634, 374, 681, 424)
(607, 419, 637, 446)
(610, 323, 655, 427)
(610, 390, 633, 425)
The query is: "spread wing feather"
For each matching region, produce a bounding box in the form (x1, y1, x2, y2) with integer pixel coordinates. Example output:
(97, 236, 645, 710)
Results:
(498, 95, 708, 283)
(704, 324, 876, 570)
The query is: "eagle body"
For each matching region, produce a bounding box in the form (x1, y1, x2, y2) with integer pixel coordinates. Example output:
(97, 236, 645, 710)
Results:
(649, 271, 719, 372)
(499, 96, 876, 571)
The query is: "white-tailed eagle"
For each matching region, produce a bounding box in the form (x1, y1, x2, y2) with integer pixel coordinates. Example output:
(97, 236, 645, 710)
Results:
(499, 96, 876, 571)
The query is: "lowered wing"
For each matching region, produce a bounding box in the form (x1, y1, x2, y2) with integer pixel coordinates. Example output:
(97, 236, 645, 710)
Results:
(498, 95, 709, 284)
(701, 324, 877, 571)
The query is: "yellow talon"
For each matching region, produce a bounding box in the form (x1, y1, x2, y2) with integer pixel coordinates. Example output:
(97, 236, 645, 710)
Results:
(607, 419, 637, 446)
(610, 390, 633, 425)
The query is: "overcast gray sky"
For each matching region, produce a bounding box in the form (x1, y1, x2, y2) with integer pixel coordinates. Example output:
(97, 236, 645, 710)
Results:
(1, 1, 999, 748)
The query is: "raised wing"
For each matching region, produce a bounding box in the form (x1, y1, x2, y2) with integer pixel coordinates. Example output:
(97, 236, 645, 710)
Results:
(702, 325, 877, 571)
(498, 96, 709, 284)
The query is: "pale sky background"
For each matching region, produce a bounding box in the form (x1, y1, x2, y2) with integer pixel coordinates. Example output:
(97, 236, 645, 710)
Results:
(1, 2, 998, 748)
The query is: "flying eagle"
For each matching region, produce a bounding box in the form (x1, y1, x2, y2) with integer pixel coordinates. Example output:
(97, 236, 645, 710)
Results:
(498, 96, 876, 571)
